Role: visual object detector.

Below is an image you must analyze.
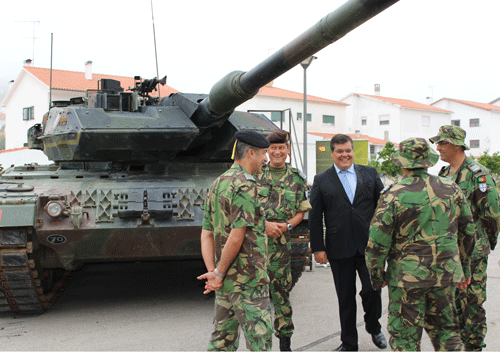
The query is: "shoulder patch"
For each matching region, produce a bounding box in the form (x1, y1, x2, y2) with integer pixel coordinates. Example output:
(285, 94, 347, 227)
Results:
(244, 173, 255, 181)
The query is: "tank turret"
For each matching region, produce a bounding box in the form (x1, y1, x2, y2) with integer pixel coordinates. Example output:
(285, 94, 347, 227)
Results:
(2, 0, 399, 314)
(29, 0, 398, 165)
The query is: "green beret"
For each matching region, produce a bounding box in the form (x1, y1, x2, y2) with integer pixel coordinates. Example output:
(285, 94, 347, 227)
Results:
(235, 130, 270, 148)
(267, 129, 290, 144)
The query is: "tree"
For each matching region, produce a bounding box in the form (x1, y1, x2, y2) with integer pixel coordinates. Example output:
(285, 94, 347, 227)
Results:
(475, 150, 500, 183)
(368, 142, 402, 183)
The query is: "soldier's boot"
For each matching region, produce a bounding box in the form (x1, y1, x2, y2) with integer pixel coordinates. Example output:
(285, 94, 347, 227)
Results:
(280, 337, 292, 351)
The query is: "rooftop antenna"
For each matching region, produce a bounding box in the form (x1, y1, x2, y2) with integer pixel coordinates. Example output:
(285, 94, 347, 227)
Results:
(150, 0, 161, 98)
(16, 20, 40, 65)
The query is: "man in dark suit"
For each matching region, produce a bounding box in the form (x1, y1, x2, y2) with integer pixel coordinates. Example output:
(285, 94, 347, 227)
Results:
(309, 134, 386, 352)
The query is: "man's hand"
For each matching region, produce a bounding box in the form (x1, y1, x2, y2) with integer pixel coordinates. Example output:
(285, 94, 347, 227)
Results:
(314, 251, 328, 264)
(457, 277, 471, 290)
(197, 271, 223, 294)
(266, 221, 284, 238)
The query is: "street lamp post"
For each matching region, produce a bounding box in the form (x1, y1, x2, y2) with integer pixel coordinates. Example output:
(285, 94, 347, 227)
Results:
(300, 56, 317, 181)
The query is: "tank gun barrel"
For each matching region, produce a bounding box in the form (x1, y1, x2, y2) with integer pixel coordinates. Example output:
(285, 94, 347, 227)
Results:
(195, 0, 398, 126)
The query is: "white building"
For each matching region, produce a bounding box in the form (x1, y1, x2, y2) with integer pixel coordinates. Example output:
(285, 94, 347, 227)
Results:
(341, 93, 452, 144)
(431, 98, 500, 156)
(238, 83, 349, 182)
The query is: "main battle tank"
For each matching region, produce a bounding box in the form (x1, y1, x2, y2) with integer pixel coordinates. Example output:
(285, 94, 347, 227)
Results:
(0, 0, 399, 313)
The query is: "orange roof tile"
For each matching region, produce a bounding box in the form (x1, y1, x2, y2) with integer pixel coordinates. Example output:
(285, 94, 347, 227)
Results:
(356, 94, 451, 113)
(308, 132, 395, 146)
(0, 146, 28, 154)
(24, 66, 178, 97)
(433, 98, 500, 112)
(258, 85, 347, 105)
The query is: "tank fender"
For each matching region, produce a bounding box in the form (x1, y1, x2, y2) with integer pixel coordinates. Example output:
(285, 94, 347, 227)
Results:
(0, 196, 37, 227)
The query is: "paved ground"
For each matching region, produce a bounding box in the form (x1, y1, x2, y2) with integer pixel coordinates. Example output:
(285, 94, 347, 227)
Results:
(1, 249, 500, 351)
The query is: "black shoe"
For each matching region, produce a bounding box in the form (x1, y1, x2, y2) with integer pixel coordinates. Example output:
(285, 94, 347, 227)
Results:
(279, 337, 292, 351)
(333, 344, 358, 351)
(371, 332, 387, 349)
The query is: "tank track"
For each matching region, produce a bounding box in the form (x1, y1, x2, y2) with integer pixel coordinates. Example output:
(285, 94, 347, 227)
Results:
(0, 228, 70, 313)
(290, 221, 310, 290)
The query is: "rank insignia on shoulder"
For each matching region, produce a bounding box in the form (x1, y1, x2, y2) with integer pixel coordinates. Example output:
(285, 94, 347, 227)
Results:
(297, 169, 307, 181)
(479, 183, 487, 193)
(381, 185, 392, 194)
(244, 173, 255, 181)
(469, 164, 481, 173)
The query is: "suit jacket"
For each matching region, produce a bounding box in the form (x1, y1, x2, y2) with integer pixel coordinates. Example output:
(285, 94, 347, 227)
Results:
(309, 164, 384, 260)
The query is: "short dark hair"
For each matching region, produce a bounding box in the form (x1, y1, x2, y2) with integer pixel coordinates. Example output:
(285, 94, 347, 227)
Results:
(235, 141, 259, 160)
(330, 134, 353, 152)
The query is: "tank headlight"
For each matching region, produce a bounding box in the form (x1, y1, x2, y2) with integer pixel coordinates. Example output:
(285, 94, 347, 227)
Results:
(46, 201, 63, 218)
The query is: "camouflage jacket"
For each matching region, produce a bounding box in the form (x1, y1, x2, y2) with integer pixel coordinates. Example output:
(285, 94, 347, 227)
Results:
(256, 164, 311, 220)
(366, 169, 476, 290)
(256, 164, 311, 241)
(439, 157, 500, 259)
(202, 163, 269, 292)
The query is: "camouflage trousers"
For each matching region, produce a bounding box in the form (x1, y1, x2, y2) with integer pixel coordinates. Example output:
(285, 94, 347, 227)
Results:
(268, 236, 294, 338)
(456, 256, 488, 351)
(208, 285, 273, 351)
(387, 285, 463, 352)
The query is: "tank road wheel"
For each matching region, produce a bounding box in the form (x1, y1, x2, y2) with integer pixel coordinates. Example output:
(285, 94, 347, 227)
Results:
(289, 221, 310, 291)
(0, 228, 69, 314)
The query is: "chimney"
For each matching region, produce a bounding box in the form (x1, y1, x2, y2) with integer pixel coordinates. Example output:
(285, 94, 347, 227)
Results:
(355, 130, 360, 139)
(425, 96, 433, 105)
(85, 60, 93, 80)
(374, 84, 380, 96)
(24, 59, 33, 67)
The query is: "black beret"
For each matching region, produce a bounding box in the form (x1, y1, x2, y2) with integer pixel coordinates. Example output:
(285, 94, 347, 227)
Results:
(267, 129, 290, 144)
(235, 130, 270, 148)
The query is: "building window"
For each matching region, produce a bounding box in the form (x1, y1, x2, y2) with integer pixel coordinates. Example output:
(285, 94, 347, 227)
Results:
(370, 144, 376, 159)
(422, 116, 430, 127)
(23, 106, 34, 121)
(322, 115, 335, 125)
(470, 118, 480, 127)
(379, 115, 390, 125)
(271, 111, 282, 122)
(361, 118, 367, 126)
(451, 119, 460, 127)
(297, 112, 312, 122)
(470, 139, 480, 148)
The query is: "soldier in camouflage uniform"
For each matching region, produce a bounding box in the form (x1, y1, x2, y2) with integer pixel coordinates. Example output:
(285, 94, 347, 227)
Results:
(430, 125, 500, 351)
(255, 129, 312, 351)
(366, 137, 476, 351)
(198, 130, 273, 351)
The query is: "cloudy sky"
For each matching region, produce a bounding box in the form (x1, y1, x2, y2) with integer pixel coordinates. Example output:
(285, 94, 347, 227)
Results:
(1, 0, 499, 105)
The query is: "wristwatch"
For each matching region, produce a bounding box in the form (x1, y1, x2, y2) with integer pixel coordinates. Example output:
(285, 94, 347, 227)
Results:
(214, 268, 224, 279)
(286, 222, 293, 231)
